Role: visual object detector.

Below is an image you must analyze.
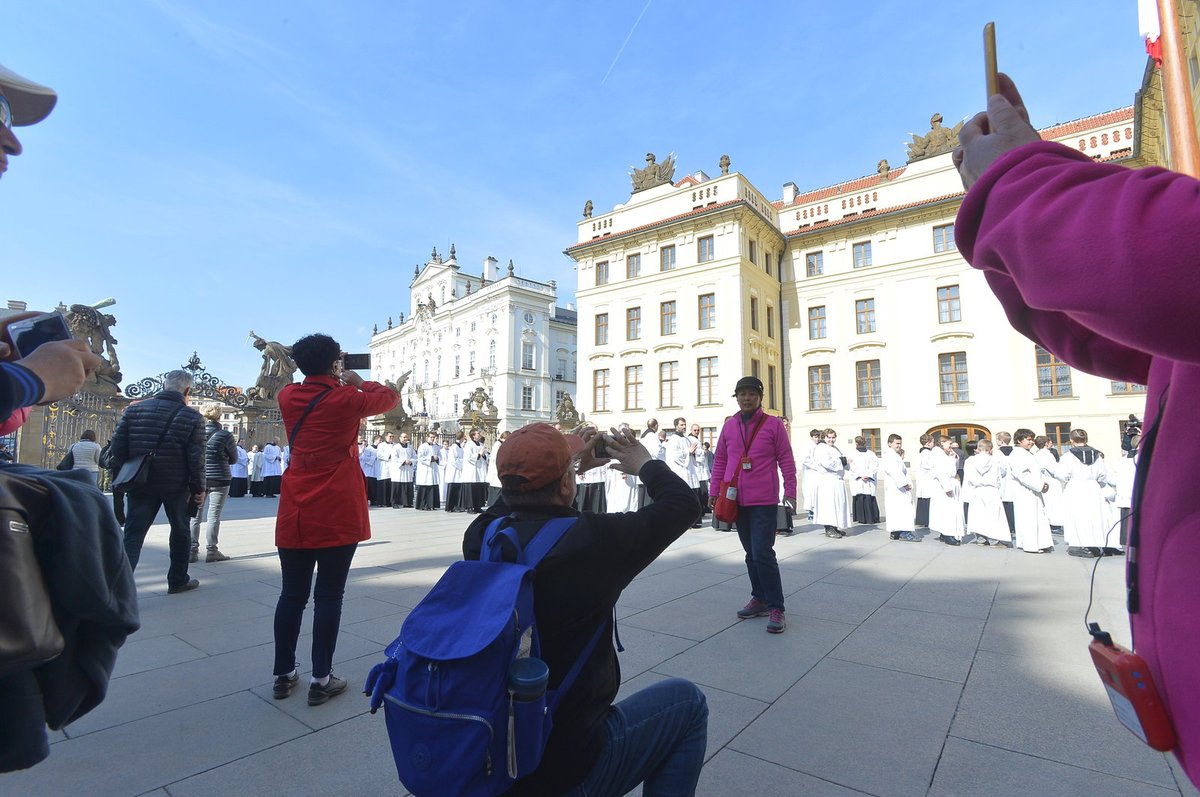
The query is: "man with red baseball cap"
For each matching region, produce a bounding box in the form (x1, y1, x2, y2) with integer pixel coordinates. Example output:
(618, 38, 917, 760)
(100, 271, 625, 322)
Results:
(463, 422, 708, 796)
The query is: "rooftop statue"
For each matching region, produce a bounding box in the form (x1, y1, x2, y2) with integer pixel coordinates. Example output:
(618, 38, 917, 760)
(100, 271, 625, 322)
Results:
(630, 152, 676, 193)
(907, 113, 964, 162)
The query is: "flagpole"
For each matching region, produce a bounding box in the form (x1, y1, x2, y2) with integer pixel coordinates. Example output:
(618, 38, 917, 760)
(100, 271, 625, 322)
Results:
(1157, 0, 1200, 177)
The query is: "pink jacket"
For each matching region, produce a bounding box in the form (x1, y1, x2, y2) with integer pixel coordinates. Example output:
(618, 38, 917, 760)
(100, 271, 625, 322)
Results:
(709, 408, 796, 507)
(957, 140, 1200, 778)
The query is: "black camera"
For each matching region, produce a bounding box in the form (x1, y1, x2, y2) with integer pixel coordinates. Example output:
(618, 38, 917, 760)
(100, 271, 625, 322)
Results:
(594, 435, 609, 459)
(342, 353, 371, 371)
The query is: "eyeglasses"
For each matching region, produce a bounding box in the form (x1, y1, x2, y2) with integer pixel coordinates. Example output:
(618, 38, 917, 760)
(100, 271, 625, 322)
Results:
(0, 92, 11, 130)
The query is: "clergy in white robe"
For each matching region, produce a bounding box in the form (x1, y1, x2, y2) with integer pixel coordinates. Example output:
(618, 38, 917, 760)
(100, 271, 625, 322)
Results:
(963, 440, 1010, 544)
(811, 431, 850, 536)
(229, 442, 249, 497)
(359, 440, 378, 503)
(486, 433, 506, 507)
(928, 436, 965, 543)
(1034, 437, 1066, 531)
(375, 434, 395, 508)
(689, 426, 709, 516)
(846, 437, 880, 524)
(391, 435, 416, 508)
(414, 433, 441, 510)
(249, 445, 265, 496)
(462, 430, 489, 512)
(914, 436, 935, 527)
(1054, 429, 1112, 556)
(445, 438, 469, 511)
(996, 432, 1020, 536)
(1111, 447, 1138, 549)
(1008, 430, 1053, 553)
(262, 441, 283, 497)
(881, 435, 916, 539)
(800, 429, 822, 518)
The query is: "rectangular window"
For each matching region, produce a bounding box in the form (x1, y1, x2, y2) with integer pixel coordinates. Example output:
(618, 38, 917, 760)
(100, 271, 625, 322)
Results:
(698, 235, 715, 263)
(1110, 381, 1147, 394)
(861, 428, 882, 456)
(521, 385, 534, 411)
(660, 301, 677, 335)
(808, 365, 831, 410)
(594, 313, 608, 345)
(937, 285, 961, 323)
(555, 357, 567, 379)
(521, 342, 534, 370)
(595, 260, 609, 286)
(625, 365, 644, 410)
(1045, 422, 1071, 450)
(555, 389, 565, 406)
(938, 352, 969, 403)
(626, 307, 641, 340)
(808, 305, 827, 339)
(454, 355, 460, 378)
(765, 252, 773, 276)
(593, 369, 610, 412)
(806, 251, 824, 277)
(751, 358, 761, 379)
(748, 240, 757, 264)
(1036, 345, 1073, 398)
(933, 223, 956, 253)
(852, 240, 873, 268)
(856, 359, 882, 407)
(469, 352, 476, 374)
(855, 298, 876, 334)
(660, 361, 679, 407)
(767, 364, 777, 409)
(697, 357, 718, 404)
(698, 294, 716, 330)
(626, 253, 641, 279)
(660, 245, 676, 271)
(750, 296, 759, 331)
(766, 305, 775, 339)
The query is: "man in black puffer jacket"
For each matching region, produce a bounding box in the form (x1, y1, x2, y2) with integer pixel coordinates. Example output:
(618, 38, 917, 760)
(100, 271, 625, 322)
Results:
(110, 369, 206, 593)
(189, 403, 237, 563)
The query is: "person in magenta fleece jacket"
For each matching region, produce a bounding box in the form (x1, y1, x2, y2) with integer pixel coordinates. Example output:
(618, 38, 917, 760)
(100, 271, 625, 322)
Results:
(709, 376, 797, 634)
(955, 73, 1200, 784)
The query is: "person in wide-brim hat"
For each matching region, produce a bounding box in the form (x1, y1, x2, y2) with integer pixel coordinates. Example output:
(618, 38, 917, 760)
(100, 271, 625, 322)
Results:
(0, 62, 58, 178)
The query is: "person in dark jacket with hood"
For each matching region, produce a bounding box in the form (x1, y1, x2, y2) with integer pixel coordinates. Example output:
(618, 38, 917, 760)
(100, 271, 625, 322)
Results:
(109, 369, 206, 593)
(190, 402, 237, 563)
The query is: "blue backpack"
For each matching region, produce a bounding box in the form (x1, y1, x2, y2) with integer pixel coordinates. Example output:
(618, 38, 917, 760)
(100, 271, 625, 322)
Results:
(365, 515, 606, 797)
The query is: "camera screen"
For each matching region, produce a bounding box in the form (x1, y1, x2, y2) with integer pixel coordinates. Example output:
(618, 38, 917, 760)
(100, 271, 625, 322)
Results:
(12, 314, 71, 357)
(342, 353, 371, 371)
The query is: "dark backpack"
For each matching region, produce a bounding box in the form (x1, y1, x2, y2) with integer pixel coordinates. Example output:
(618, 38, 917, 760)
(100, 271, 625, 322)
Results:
(364, 515, 605, 797)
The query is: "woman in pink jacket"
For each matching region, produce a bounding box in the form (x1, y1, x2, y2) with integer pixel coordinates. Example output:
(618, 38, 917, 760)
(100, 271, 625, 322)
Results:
(955, 73, 1200, 783)
(709, 376, 797, 634)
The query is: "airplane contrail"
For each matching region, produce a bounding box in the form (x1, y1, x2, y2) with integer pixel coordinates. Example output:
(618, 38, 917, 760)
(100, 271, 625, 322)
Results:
(601, 0, 654, 86)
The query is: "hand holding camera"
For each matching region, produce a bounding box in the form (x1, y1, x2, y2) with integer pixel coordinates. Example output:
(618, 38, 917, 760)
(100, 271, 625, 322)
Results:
(1, 311, 101, 404)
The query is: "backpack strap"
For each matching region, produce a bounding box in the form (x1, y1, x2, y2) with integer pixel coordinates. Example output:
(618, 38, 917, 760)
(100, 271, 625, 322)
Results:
(482, 515, 578, 567)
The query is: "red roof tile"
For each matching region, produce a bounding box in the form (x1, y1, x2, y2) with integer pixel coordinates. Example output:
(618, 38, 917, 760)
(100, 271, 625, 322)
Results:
(1038, 107, 1134, 140)
(565, 198, 751, 254)
(781, 192, 966, 237)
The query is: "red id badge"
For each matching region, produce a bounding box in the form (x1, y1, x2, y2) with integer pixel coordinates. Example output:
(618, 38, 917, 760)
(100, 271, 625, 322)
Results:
(1089, 638, 1177, 751)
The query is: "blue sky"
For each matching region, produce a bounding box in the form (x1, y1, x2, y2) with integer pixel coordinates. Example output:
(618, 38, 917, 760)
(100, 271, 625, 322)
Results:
(3, 1, 1146, 389)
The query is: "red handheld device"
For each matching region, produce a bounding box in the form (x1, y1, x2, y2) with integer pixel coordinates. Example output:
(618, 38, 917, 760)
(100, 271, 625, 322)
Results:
(1088, 627, 1177, 752)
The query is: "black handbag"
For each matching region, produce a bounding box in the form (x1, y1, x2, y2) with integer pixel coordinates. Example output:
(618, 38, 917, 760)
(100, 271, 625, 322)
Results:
(0, 469, 65, 677)
(55, 448, 74, 471)
(112, 404, 185, 491)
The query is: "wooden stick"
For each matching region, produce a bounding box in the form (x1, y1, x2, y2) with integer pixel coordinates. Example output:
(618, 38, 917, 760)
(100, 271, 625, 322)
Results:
(984, 22, 999, 98)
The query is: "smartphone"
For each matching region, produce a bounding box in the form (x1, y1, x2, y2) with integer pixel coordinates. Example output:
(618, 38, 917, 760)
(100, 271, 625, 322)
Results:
(594, 435, 609, 459)
(8, 312, 72, 358)
(343, 353, 371, 371)
(984, 22, 999, 98)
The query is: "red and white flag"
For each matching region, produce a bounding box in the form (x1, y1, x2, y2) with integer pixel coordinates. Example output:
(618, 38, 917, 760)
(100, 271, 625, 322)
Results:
(1139, 0, 1163, 65)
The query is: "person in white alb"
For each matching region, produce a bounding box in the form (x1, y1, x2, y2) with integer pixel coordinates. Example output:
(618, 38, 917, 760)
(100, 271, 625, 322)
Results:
(914, 434, 935, 528)
(665, 417, 702, 528)
(415, 432, 441, 510)
(963, 439, 1010, 547)
(230, 439, 249, 498)
(375, 432, 394, 508)
(262, 439, 283, 497)
(846, 435, 880, 525)
(463, 428, 489, 512)
(881, 434, 918, 542)
(689, 423, 709, 517)
(1054, 428, 1112, 558)
(1034, 436, 1065, 534)
(995, 431, 1019, 537)
(800, 428, 822, 522)
(1007, 429, 1054, 554)
(486, 430, 506, 507)
(928, 434, 965, 545)
(811, 429, 850, 538)
(391, 432, 416, 508)
(358, 437, 377, 503)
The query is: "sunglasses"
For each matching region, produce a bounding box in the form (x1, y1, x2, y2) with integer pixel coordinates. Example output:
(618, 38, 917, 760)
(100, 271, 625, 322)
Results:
(0, 92, 11, 130)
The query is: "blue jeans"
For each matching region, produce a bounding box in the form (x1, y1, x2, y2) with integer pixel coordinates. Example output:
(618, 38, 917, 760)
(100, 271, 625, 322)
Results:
(273, 543, 358, 679)
(736, 504, 785, 611)
(123, 488, 192, 589)
(564, 678, 708, 797)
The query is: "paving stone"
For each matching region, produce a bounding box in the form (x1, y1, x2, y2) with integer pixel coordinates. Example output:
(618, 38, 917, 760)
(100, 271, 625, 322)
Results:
(731, 658, 961, 797)
(951, 649, 1177, 788)
(698, 749, 873, 796)
(109, 633, 207, 678)
(885, 577, 998, 620)
(930, 737, 1179, 797)
(789, 579, 898, 625)
(618, 566, 742, 609)
(619, 580, 752, 641)
(829, 606, 985, 683)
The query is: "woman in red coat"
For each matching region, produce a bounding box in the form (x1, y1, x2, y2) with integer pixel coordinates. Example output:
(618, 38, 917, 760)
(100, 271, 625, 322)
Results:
(271, 334, 398, 705)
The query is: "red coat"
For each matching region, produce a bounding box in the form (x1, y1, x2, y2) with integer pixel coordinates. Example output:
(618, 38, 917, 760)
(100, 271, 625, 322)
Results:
(274, 376, 398, 549)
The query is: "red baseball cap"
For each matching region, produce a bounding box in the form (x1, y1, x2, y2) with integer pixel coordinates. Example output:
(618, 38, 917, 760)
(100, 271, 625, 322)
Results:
(496, 422, 585, 492)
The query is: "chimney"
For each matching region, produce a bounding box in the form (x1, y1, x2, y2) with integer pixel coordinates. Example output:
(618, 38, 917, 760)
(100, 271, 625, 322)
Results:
(567, 302, 575, 311)
(7, 300, 28, 311)
(484, 256, 498, 282)
(782, 182, 798, 204)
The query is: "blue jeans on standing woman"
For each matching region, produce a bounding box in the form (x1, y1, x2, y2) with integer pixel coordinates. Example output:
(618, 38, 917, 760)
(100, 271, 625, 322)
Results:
(273, 543, 358, 679)
(737, 504, 785, 611)
(563, 678, 708, 797)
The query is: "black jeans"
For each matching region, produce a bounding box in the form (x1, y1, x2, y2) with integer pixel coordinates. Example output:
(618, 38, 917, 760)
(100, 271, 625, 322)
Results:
(273, 543, 358, 679)
(123, 488, 192, 588)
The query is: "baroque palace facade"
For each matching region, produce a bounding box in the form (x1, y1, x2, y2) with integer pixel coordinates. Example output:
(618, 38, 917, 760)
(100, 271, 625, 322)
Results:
(567, 63, 1172, 456)
(368, 246, 577, 436)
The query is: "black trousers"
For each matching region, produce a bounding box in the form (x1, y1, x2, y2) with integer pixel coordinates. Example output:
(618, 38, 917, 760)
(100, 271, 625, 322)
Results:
(123, 488, 192, 588)
(915, 497, 930, 527)
(273, 543, 358, 679)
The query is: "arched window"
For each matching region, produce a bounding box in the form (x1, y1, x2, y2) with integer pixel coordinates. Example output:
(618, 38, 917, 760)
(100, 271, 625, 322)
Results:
(489, 340, 497, 368)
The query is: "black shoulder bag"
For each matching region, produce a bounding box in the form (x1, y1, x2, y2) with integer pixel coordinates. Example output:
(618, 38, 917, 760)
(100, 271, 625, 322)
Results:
(112, 404, 185, 491)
